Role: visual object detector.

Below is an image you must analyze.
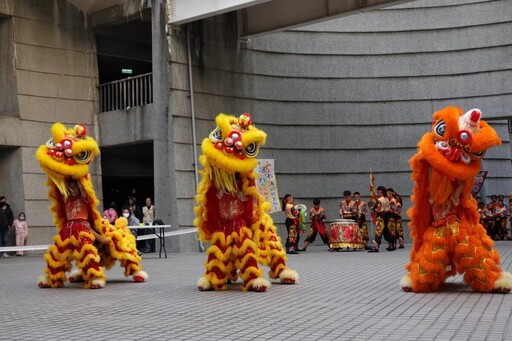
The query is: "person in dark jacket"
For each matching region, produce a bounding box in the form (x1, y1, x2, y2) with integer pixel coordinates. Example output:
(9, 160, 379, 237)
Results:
(0, 196, 14, 257)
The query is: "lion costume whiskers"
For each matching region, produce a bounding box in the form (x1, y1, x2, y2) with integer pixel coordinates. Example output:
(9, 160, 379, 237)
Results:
(194, 113, 298, 291)
(401, 106, 512, 293)
(37, 123, 147, 289)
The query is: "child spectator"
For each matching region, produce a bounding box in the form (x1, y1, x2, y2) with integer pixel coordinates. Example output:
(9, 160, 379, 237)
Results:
(13, 212, 28, 256)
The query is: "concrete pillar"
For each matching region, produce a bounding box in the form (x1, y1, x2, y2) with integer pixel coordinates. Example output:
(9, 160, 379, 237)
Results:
(151, 0, 181, 251)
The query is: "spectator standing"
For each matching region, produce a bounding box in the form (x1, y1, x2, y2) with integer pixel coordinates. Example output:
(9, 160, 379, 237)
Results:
(13, 212, 28, 256)
(103, 202, 118, 224)
(0, 196, 14, 257)
(122, 207, 139, 237)
(142, 197, 156, 253)
(127, 196, 143, 221)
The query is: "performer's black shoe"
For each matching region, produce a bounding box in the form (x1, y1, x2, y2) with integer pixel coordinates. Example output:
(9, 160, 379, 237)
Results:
(368, 248, 379, 253)
(386, 247, 395, 251)
(398, 245, 405, 249)
(286, 251, 299, 255)
(297, 248, 306, 252)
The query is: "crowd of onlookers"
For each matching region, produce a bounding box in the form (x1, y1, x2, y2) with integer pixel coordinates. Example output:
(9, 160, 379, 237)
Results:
(477, 194, 512, 241)
(0, 196, 28, 257)
(0, 194, 158, 257)
(103, 196, 157, 253)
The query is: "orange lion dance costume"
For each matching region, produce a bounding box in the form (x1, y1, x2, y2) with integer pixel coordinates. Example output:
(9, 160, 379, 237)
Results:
(37, 123, 148, 289)
(195, 113, 298, 291)
(401, 106, 512, 293)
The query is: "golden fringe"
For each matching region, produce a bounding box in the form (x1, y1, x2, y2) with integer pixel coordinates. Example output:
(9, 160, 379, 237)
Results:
(210, 164, 238, 195)
(48, 173, 69, 200)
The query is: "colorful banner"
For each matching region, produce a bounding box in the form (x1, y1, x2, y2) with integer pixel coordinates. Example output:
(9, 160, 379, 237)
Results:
(472, 171, 488, 197)
(255, 159, 280, 213)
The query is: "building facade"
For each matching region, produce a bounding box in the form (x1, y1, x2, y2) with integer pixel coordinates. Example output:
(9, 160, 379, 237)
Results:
(1, 0, 511, 251)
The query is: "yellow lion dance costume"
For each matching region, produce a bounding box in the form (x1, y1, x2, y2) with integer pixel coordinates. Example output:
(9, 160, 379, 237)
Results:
(37, 123, 148, 289)
(195, 113, 298, 291)
(401, 106, 512, 293)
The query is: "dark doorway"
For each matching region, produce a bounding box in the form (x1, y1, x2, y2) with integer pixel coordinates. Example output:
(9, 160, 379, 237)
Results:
(100, 142, 154, 213)
(95, 13, 152, 84)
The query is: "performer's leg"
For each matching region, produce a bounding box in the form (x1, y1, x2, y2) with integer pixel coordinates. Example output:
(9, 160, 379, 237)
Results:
(369, 216, 384, 252)
(75, 231, 106, 289)
(38, 234, 74, 288)
(198, 232, 233, 291)
(453, 221, 512, 293)
(295, 231, 301, 252)
(234, 228, 270, 292)
(500, 219, 507, 241)
(302, 227, 316, 251)
(360, 220, 369, 244)
(400, 226, 450, 292)
(396, 218, 405, 248)
(385, 216, 396, 250)
(286, 226, 298, 254)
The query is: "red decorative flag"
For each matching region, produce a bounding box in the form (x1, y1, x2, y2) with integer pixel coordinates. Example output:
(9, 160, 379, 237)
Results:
(471, 171, 488, 197)
(369, 169, 377, 225)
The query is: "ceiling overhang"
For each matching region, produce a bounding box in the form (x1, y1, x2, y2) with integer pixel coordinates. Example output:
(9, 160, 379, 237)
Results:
(68, 0, 128, 13)
(240, 0, 412, 37)
(167, 0, 412, 37)
(168, 0, 272, 25)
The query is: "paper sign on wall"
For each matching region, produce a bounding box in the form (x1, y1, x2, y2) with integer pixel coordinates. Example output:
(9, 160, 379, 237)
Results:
(255, 159, 280, 213)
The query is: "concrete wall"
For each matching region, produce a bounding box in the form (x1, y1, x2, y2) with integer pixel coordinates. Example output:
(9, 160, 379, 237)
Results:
(0, 0, 100, 245)
(170, 0, 512, 245)
(0, 17, 18, 117)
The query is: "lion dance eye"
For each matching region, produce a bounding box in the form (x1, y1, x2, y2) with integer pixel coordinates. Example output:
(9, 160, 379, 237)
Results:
(74, 151, 92, 164)
(433, 120, 446, 138)
(244, 142, 259, 157)
(471, 150, 486, 159)
(209, 127, 222, 142)
(46, 138, 55, 148)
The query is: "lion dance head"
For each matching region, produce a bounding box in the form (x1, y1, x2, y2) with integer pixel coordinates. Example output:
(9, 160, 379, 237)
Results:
(36, 123, 98, 199)
(418, 106, 501, 181)
(199, 113, 266, 194)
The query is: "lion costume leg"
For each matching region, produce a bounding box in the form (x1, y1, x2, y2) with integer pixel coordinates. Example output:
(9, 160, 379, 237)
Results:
(198, 232, 233, 291)
(233, 227, 270, 292)
(265, 234, 298, 285)
(74, 230, 106, 289)
(38, 235, 73, 288)
(401, 225, 450, 292)
(106, 219, 148, 282)
(453, 221, 512, 293)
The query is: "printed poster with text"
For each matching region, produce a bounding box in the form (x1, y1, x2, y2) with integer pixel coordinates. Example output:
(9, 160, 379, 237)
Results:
(255, 159, 281, 213)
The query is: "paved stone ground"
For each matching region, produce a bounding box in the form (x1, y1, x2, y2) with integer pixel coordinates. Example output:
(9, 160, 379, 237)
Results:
(1, 242, 511, 341)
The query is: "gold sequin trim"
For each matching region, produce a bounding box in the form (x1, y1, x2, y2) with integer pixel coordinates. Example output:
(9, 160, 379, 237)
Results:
(434, 227, 445, 238)
(448, 222, 459, 236)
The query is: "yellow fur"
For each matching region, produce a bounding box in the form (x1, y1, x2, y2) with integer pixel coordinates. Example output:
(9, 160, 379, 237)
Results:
(37, 123, 146, 289)
(195, 113, 297, 291)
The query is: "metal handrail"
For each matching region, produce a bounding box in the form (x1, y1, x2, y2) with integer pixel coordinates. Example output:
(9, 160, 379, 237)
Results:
(99, 72, 153, 112)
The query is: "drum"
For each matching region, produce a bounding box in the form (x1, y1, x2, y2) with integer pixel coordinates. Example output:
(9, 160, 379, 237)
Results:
(328, 219, 365, 250)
